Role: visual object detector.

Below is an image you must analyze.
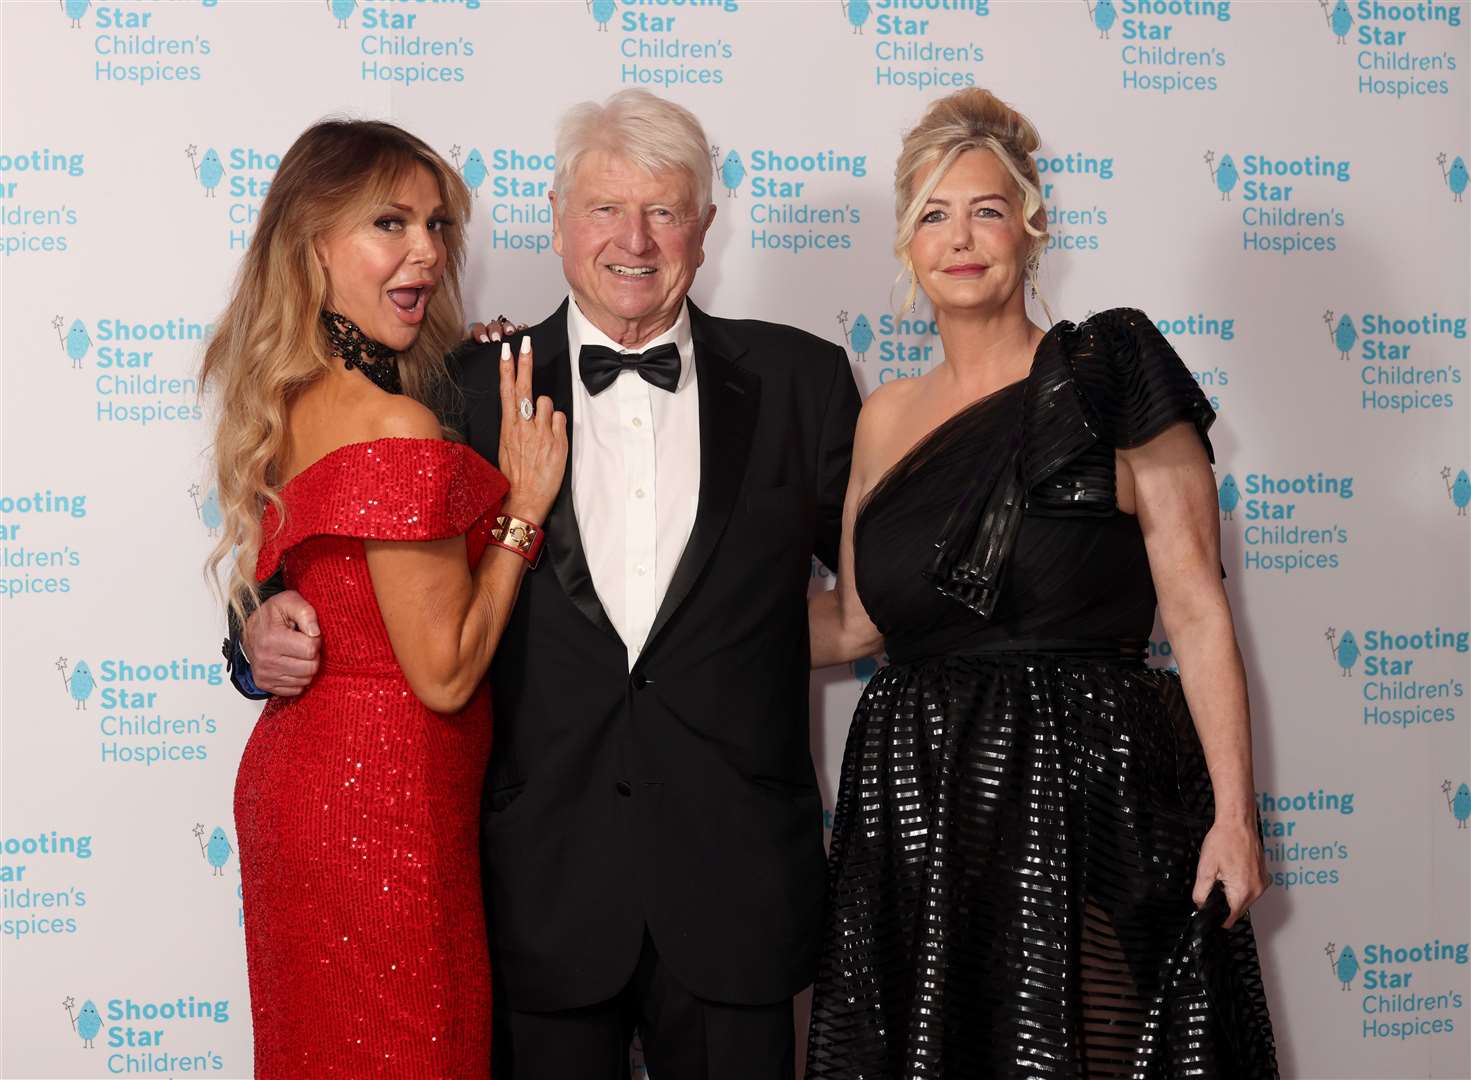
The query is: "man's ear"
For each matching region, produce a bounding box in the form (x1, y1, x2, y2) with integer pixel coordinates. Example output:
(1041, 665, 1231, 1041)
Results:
(549, 191, 563, 257)
(696, 203, 717, 266)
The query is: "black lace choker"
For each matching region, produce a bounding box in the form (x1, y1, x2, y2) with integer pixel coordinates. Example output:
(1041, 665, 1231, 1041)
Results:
(321, 310, 402, 395)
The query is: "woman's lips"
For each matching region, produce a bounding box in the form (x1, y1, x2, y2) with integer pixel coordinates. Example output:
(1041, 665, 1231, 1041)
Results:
(941, 264, 988, 277)
(387, 286, 428, 324)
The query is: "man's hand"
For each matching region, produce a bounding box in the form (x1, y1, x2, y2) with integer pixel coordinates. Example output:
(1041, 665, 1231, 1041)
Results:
(242, 591, 321, 697)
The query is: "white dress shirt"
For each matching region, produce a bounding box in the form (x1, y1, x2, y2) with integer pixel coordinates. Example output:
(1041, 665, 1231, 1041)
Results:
(567, 297, 701, 669)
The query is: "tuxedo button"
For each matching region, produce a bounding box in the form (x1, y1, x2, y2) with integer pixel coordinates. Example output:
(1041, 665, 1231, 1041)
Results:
(631, 674, 649, 690)
(615, 781, 633, 797)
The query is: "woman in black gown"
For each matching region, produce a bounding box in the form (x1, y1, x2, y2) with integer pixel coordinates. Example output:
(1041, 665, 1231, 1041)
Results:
(805, 89, 1278, 1079)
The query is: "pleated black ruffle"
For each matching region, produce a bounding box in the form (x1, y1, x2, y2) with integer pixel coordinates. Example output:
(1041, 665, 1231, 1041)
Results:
(925, 308, 1216, 618)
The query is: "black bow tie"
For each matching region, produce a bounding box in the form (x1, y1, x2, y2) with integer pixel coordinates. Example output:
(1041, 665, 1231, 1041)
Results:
(579, 343, 682, 396)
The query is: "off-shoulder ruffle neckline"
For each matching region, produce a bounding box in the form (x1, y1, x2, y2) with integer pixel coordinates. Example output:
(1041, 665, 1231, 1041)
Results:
(279, 437, 461, 495)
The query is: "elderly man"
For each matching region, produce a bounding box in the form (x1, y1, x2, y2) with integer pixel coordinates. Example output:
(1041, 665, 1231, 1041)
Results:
(230, 89, 859, 1079)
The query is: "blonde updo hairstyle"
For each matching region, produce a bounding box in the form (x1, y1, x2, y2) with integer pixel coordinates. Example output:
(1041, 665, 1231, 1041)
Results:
(894, 89, 1050, 315)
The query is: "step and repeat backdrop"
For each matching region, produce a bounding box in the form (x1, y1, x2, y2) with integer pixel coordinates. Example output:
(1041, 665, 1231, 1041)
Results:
(2, 0, 1468, 1077)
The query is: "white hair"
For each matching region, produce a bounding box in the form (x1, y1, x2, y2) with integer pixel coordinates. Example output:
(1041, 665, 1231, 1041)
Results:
(553, 89, 714, 211)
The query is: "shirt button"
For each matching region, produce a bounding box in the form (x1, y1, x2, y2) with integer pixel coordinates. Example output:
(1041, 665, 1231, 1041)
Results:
(615, 781, 633, 797)
(636, 565, 647, 576)
(632, 417, 643, 428)
(634, 488, 646, 499)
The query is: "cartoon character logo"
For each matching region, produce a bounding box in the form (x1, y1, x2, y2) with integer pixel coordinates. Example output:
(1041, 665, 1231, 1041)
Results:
(1324, 309, 1356, 360)
(840, 0, 871, 33)
(328, 0, 356, 28)
(186, 145, 225, 198)
(195, 823, 235, 874)
(1443, 467, 1471, 516)
(1204, 151, 1237, 200)
(1083, 0, 1116, 38)
(1326, 943, 1359, 989)
(57, 657, 95, 710)
(1217, 473, 1240, 520)
(189, 483, 224, 537)
(1325, 627, 1358, 676)
(712, 147, 745, 197)
(1442, 780, 1471, 829)
(61, 0, 90, 28)
(837, 311, 875, 361)
(54, 315, 92, 369)
(63, 997, 101, 1048)
(452, 146, 488, 198)
(588, 0, 615, 31)
(1319, 0, 1352, 42)
(1438, 153, 1468, 204)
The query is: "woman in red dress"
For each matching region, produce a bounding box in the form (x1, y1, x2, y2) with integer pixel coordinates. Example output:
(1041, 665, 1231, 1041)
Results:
(200, 120, 566, 1077)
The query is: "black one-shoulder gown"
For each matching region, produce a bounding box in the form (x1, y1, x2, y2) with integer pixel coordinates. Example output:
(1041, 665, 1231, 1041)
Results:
(806, 309, 1278, 1079)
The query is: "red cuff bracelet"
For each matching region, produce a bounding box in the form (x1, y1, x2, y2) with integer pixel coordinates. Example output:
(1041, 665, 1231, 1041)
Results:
(489, 514, 544, 568)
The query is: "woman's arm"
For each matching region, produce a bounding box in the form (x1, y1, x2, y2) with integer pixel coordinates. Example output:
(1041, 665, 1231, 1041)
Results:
(1122, 422, 1267, 928)
(810, 397, 886, 669)
(366, 339, 566, 714)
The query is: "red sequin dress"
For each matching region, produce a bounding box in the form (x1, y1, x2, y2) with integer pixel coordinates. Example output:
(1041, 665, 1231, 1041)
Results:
(235, 437, 507, 1077)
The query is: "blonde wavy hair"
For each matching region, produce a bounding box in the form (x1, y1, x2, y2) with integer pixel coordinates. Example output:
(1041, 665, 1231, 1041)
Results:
(201, 119, 472, 625)
(894, 89, 1050, 316)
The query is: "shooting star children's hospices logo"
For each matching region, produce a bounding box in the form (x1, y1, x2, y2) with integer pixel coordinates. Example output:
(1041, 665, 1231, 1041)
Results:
(452, 144, 555, 255)
(1, 148, 84, 258)
(1256, 786, 1355, 890)
(1320, 307, 1464, 414)
(837, 0, 988, 91)
(193, 823, 244, 928)
(1442, 467, 1470, 515)
(54, 652, 225, 766)
(1316, 0, 1464, 99)
(50, 312, 209, 426)
(1203, 148, 1350, 255)
(1215, 469, 1353, 574)
(711, 143, 865, 254)
(835, 306, 945, 378)
(1322, 939, 1467, 1041)
(1440, 780, 1471, 830)
(584, 0, 738, 88)
(2, 830, 92, 941)
(185, 142, 279, 251)
(1322, 624, 1467, 730)
(56, 0, 219, 85)
(1, 488, 87, 600)
(187, 485, 223, 537)
(322, 0, 483, 86)
(1437, 151, 1468, 201)
(62, 992, 231, 1071)
(1081, 0, 1233, 95)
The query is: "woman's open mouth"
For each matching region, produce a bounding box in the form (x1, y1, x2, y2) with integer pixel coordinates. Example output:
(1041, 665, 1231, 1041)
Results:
(387, 283, 431, 324)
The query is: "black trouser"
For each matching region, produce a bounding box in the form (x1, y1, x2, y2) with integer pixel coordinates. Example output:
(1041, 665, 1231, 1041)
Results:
(492, 929, 796, 1080)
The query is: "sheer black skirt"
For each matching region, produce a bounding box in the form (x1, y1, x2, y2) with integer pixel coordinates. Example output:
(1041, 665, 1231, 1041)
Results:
(806, 651, 1279, 1080)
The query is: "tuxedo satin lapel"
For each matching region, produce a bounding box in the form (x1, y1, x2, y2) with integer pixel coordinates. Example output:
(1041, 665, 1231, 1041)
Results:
(534, 302, 621, 644)
(642, 306, 758, 656)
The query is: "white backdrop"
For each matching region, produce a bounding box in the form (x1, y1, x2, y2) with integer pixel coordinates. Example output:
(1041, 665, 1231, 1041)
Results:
(2, 1, 1469, 1077)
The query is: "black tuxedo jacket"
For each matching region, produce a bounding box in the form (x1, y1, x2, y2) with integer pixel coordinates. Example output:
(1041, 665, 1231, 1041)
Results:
(457, 300, 858, 1011)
